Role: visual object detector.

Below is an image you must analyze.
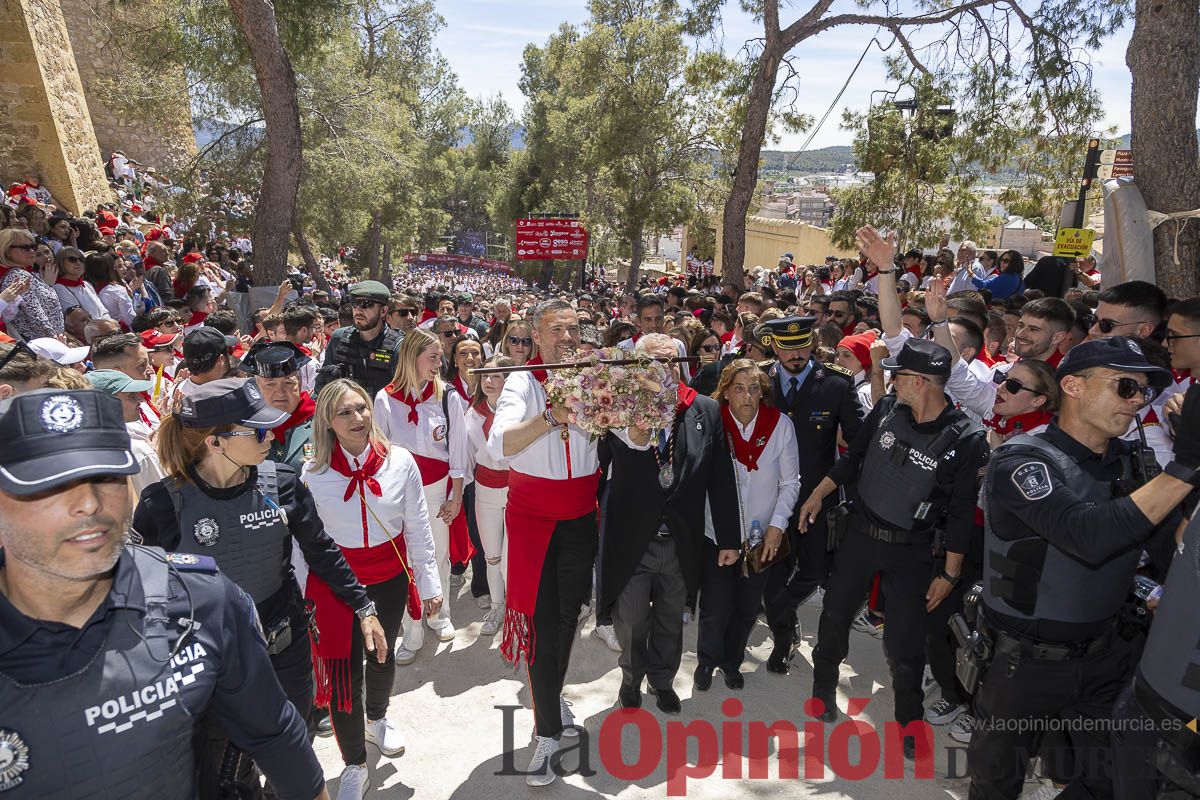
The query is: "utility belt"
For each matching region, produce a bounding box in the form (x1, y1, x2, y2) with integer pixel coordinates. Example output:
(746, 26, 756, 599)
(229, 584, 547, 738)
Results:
(860, 516, 931, 546)
(987, 618, 1113, 663)
(1134, 675, 1200, 769)
(259, 581, 317, 656)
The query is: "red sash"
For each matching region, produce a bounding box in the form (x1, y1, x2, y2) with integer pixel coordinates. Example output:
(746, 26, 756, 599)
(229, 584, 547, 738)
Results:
(501, 470, 600, 665)
(475, 464, 509, 488)
(410, 452, 474, 567)
(410, 452, 450, 486)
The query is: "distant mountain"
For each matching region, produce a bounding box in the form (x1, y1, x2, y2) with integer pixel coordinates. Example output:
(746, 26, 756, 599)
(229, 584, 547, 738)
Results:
(760, 145, 856, 174)
(457, 125, 525, 150)
(1114, 129, 1200, 149)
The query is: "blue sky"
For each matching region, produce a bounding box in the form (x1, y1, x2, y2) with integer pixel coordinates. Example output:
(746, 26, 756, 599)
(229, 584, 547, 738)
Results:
(434, 0, 1140, 151)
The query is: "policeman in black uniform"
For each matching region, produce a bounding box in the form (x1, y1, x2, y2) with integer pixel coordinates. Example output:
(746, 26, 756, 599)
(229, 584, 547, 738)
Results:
(797, 339, 989, 756)
(314, 280, 403, 399)
(242, 341, 315, 472)
(0, 389, 330, 800)
(968, 337, 1195, 800)
(132, 378, 385, 799)
(757, 315, 865, 673)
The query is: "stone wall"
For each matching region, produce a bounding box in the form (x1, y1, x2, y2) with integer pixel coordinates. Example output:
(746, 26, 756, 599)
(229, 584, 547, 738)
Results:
(0, 0, 112, 213)
(57, 0, 196, 172)
(712, 215, 858, 274)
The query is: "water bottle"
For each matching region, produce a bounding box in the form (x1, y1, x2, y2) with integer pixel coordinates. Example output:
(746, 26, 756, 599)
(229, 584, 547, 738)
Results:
(748, 520, 764, 549)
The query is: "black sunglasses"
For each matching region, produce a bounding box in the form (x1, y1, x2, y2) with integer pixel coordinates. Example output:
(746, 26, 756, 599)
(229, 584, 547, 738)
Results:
(218, 429, 270, 444)
(507, 336, 532, 347)
(699, 344, 721, 353)
(1095, 318, 1149, 334)
(1089, 375, 1157, 403)
(391, 309, 414, 317)
(438, 330, 458, 338)
(8, 243, 36, 252)
(64, 256, 83, 263)
(351, 299, 383, 310)
(996, 376, 1046, 396)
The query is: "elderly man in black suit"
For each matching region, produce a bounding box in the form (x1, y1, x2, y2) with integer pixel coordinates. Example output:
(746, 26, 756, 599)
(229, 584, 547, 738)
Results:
(599, 334, 741, 713)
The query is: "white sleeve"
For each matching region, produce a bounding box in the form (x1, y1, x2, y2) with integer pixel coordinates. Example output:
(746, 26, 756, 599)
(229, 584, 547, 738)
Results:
(613, 428, 653, 451)
(447, 390, 469, 480)
(487, 374, 532, 460)
(396, 453, 442, 599)
(770, 424, 801, 532)
(945, 358, 998, 419)
(882, 327, 912, 357)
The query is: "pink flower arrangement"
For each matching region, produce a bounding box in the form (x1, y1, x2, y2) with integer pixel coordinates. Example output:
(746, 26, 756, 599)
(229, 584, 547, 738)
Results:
(545, 347, 676, 437)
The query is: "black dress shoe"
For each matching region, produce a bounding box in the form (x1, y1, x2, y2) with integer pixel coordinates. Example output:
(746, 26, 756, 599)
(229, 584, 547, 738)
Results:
(766, 643, 792, 674)
(693, 665, 714, 692)
(719, 668, 744, 690)
(648, 686, 682, 714)
(809, 689, 837, 723)
(903, 737, 916, 761)
(618, 686, 642, 709)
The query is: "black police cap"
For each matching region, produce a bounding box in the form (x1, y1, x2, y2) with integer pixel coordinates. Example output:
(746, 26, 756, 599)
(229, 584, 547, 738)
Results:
(880, 337, 952, 378)
(176, 377, 289, 429)
(1055, 336, 1171, 391)
(183, 326, 238, 369)
(757, 316, 816, 350)
(0, 389, 138, 496)
(240, 340, 311, 378)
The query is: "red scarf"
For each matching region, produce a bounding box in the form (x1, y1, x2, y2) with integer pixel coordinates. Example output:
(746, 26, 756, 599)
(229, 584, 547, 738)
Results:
(385, 381, 434, 425)
(451, 376, 470, 400)
(721, 404, 782, 471)
(56, 276, 85, 287)
(308, 443, 422, 711)
(186, 310, 207, 327)
(274, 393, 315, 437)
(501, 470, 600, 666)
(983, 409, 1053, 437)
(1045, 350, 1065, 368)
(526, 355, 548, 384)
(476, 400, 497, 438)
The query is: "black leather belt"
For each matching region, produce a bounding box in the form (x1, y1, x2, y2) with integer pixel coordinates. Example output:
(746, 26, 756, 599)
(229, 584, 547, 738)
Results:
(987, 621, 1113, 662)
(863, 521, 927, 545)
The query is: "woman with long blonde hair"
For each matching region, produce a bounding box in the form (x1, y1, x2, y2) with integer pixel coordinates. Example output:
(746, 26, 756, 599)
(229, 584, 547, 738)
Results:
(373, 327, 468, 660)
(301, 379, 442, 797)
(499, 319, 536, 365)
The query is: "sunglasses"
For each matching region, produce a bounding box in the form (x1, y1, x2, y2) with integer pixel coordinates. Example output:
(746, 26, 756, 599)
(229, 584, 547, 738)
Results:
(699, 344, 720, 353)
(1164, 332, 1200, 343)
(64, 256, 83, 263)
(438, 330, 458, 338)
(994, 375, 1045, 396)
(8, 243, 36, 252)
(1088, 375, 1157, 403)
(391, 309, 414, 317)
(1094, 318, 1149, 334)
(218, 429, 270, 443)
(351, 299, 383, 310)
(508, 336, 532, 347)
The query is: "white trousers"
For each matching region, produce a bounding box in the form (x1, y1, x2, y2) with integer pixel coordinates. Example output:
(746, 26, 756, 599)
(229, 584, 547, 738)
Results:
(474, 484, 508, 608)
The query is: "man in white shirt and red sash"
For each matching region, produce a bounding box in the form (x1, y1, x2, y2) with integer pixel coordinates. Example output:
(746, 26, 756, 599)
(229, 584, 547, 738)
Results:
(487, 298, 601, 787)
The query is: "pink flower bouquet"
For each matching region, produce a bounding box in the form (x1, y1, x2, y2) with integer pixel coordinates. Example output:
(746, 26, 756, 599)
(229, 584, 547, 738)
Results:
(544, 347, 677, 437)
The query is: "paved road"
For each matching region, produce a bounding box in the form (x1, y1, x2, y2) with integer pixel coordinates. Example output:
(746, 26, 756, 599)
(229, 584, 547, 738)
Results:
(312, 591, 1054, 798)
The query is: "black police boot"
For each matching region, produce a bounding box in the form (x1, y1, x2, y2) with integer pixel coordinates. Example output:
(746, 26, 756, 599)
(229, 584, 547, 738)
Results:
(809, 687, 838, 723)
(648, 686, 682, 714)
(693, 665, 714, 692)
(618, 685, 642, 709)
(719, 667, 745, 691)
(767, 629, 794, 674)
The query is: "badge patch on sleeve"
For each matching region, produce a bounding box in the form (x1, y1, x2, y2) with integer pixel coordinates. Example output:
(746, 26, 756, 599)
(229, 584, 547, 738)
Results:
(1012, 461, 1053, 500)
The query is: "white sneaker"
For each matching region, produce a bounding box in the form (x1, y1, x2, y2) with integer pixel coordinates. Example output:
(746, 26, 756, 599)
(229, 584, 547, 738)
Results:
(450, 573, 466, 589)
(949, 713, 974, 743)
(430, 620, 456, 642)
(395, 622, 424, 665)
(806, 587, 826, 608)
(365, 717, 405, 757)
(924, 698, 966, 725)
(577, 602, 591, 626)
(922, 665, 937, 695)
(336, 764, 369, 800)
(481, 604, 504, 636)
(592, 624, 621, 652)
(476, 593, 492, 610)
(526, 735, 559, 787)
(1025, 786, 1063, 800)
(560, 697, 579, 738)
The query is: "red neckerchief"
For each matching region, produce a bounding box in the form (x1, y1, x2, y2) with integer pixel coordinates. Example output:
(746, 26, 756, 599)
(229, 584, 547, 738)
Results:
(329, 442, 386, 546)
(721, 403, 781, 471)
(56, 276, 85, 287)
(983, 409, 1053, 436)
(385, 381, 434, 424)
(297, 344, 313, 357)
(1046, 350, 1065, 368)
(476, 399, 497, 438)
(841, 322, 856, 336)
(186, 310, 207, 326)
(526, 355, 548, 383)
(676, 383, 698, 414)
(274, 392, 315, 436)
(452, 376, 470, 399)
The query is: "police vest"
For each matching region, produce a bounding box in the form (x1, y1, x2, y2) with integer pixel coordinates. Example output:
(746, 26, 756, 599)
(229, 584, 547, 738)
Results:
(323, 326, 402, 398)
(857, 399, 979, 531)
(268, 420, 314, 472)
(982, 434, 1141, 625)
(1137, 514, 1200, 724)
(0, 547, 220, 799)
(166, 461, 291, 603)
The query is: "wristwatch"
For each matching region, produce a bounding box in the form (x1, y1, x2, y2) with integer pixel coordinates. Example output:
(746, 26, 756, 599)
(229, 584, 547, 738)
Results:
(876, 267, 897, 275)
(937, 569, 962, 587)
(1164, 461, 1200, 486)
(355, 601, 378, 620)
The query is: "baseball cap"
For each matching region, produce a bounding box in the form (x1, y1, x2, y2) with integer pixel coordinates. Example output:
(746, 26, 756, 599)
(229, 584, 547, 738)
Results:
(86, 369, 154, 395)
(1055, 336, 1171, 391)
(880, 338, 952, 378)
(183, 327, 237, 370)
(0, 389, 138, 495)
(140, 330, 177, 350)
(176, 377, 289, 429)
(26, 337, 89, 366)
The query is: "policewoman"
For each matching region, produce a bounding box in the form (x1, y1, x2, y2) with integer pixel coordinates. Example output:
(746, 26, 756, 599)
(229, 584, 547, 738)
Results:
(758, 315, 865, 673)
(242, 340, 317, 471)
(968, 337, 1195, 800)
(131, 377, 384, 799)
(315, 281, 404, 399)
(797, 338, 989, 759)
(0, 389, 331, 800)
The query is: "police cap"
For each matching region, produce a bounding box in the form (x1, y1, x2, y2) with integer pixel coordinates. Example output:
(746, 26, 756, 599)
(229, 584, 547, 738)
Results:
(1055, 336, 1171, 391)
(880, 337, 952, 378)
(348, 280, 391, 304)
(0, 389, 138, 496)
(183, 327, 238, 371)
(177, 377, 289, 429)
(757, 316, 815, 350)
(240, 341, 311, 378)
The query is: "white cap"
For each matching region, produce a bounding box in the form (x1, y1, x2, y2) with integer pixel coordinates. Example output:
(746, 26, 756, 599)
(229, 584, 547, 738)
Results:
(27, 337, 90, 366)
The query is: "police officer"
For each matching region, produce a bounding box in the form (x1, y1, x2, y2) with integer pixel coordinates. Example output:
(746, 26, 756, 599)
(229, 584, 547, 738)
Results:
(967, 337, 1195, 800)
(797, 338, 989, 757)
(314, 280, 403, 399)
(131, 378, 385, 799)
(0, 389, 331, 799)
(242, 341, 315, 471)
(757, 315, 865, 673)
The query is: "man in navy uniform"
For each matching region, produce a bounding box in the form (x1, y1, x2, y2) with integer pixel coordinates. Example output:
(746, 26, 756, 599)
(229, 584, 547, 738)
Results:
(757, 315, 865, 673)
(0, 389, 330, 799)
(242, 340, 316, 471)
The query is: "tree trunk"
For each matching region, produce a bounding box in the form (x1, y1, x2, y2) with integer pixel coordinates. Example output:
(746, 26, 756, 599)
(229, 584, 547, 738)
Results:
(381, 239, 393, 290)
(625, 225, 645, 293)
(292, 225, 330, 293)
(365, 212, 382, 281)
(1126, 0, 1200, 297)
(720, 43, 781, 290)
(228, 0, 302, 286)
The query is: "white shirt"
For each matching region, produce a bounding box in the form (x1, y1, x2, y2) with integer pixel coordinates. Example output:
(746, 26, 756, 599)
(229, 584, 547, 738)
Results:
(487, 371, 599, 479)
(301, 444, 441, 599)
(98, 283, 135, 329)
(946, 260, 985, 294)
(126, 421, 165, 496)
(53, 282, 110, 322)
(945, 357, 1010, 420)
(373, 384, 469, 480)
(706, 411, 800, 544)
(466, 403, 510, 474)
(851, 370, 874, 412)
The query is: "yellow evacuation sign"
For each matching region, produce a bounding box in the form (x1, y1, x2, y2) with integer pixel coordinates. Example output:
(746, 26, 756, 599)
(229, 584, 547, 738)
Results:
(1053, 227, 1096, 258)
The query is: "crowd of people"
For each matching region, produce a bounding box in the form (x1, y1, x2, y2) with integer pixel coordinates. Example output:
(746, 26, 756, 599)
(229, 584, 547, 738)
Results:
(3, 208, 1200, 800)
